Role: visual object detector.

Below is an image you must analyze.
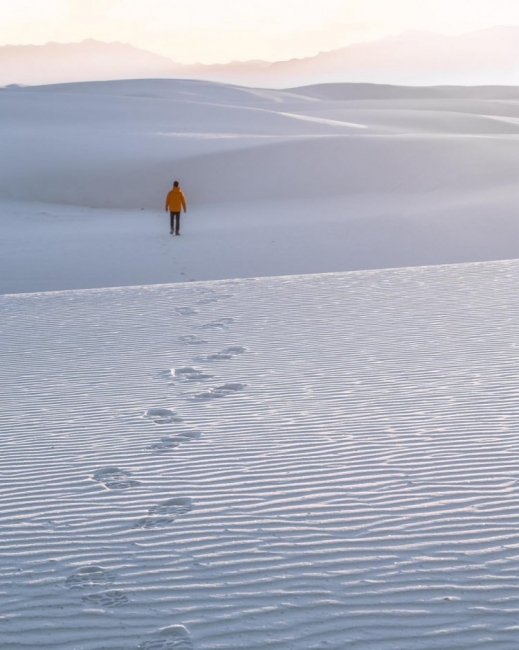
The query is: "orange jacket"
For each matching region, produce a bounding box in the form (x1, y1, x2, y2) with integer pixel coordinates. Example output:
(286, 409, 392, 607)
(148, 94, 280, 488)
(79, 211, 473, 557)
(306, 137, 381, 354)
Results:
(165, 187, 187, 212)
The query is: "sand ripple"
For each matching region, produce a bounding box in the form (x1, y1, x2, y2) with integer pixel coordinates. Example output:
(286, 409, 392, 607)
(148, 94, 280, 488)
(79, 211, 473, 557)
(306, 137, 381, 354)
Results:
(2, 263, 519, 648)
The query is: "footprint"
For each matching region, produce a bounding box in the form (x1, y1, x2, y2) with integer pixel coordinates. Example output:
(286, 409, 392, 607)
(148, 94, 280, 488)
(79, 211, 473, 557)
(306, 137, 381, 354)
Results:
(93, 467, 141, 490)
(176, 431, 202, 441)
(133, 517, 181, 530)
(133, 497, 193, 529)
(204, 346, 247, 361)
(82, 590, 129, 608)
(147, 437, 183, 452)
(65, 566, 116, 590)
(195, 290, 233, 305)
(144, 408, 183, 425)
(196, 318, 234, 331)
(147, 431, 202, 452)
(138, 625, 193, 650)
(175, 307, 198, 316)
(178, 334, 208, 346)
(148, 497, 193, 516)
(190, 383, 246, 401)
(172, 367, 214, 381)
(196, 296, 219, 306)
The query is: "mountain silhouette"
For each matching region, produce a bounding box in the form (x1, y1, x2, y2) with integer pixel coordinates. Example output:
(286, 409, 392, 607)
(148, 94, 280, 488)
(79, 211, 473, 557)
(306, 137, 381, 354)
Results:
(2, 28, 519, 88)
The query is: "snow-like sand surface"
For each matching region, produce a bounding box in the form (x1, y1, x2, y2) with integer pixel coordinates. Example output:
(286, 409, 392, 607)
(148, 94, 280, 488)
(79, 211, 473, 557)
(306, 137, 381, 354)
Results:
(4, 188, 519, 294)
(3, 260, 519, 649)
(2, 79, 519, 293)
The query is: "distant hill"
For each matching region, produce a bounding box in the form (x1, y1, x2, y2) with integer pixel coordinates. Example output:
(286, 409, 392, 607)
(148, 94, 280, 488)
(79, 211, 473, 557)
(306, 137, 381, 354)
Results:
(262, 27, 519, 88)
(0, 39, 184, 86)
(289, 83, 519, 101)
(2, 27, 519, 88)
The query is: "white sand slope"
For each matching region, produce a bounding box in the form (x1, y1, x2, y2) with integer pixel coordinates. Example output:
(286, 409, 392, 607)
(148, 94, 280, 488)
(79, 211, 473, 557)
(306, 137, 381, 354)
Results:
(2, 79, 519, 293)
(2, 260, 519, 649)
(3, 80, 519, 208)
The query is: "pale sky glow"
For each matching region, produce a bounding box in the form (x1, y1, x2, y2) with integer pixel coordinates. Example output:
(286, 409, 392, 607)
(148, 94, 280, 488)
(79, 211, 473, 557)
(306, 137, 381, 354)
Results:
(1, 0, 518, 63)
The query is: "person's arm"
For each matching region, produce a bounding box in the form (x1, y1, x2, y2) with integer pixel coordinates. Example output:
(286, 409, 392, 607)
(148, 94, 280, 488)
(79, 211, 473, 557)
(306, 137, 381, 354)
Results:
(181, 192, 187, 213)
(165, 192, 169, 212)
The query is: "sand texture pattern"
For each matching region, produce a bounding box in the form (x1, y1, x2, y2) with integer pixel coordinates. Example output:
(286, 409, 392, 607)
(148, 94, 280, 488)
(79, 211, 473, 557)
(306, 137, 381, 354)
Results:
(2, 261, 519, 648)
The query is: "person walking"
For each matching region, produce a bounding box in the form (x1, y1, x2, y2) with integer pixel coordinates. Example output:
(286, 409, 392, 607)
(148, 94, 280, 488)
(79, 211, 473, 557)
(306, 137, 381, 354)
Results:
(165, 181, 187, 235)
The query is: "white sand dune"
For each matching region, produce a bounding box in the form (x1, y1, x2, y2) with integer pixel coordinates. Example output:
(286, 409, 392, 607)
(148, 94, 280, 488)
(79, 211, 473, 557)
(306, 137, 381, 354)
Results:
(3, 260, 519, 649)
(291, 84, 519, 101)
(3, 77, 519, 649)
(2, 80, 519, 208)
(2, 79, 519, 293)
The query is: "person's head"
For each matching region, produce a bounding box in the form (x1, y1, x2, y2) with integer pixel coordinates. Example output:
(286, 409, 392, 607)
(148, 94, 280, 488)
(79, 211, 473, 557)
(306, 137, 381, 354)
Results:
(173, 181, 179, 188)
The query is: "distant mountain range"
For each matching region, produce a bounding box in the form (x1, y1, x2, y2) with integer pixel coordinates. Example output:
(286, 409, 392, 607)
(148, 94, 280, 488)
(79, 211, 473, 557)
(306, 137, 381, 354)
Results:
(2, 27, 519, 88)
(0, 40, 185, 87)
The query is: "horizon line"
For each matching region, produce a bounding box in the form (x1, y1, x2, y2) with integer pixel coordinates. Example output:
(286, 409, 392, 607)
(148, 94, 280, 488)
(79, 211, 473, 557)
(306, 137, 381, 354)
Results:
(1, 24, 519, 68)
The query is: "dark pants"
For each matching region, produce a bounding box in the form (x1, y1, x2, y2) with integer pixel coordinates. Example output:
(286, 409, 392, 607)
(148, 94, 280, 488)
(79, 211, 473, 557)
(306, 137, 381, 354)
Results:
(170, 211, 181, 234)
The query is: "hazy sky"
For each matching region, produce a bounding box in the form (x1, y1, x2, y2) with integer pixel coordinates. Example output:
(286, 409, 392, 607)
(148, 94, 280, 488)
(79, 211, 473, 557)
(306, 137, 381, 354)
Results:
(1, 0, 518, 63)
